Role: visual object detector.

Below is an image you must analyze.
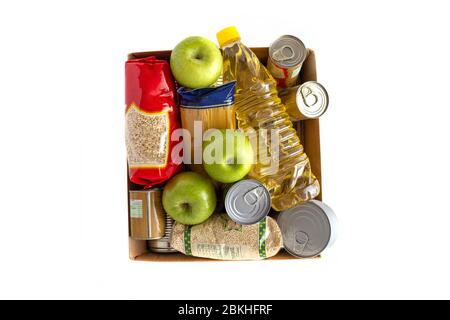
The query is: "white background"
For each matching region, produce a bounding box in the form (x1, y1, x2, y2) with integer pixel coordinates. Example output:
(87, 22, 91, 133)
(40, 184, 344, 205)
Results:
(0, 0, 449, 300)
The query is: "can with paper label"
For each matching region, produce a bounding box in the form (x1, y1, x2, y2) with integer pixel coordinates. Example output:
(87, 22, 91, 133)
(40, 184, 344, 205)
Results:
(224, 179, 272, 225)
(148, 212, 177, 253)
(267, 35, 307, 88)
(129, 189, 165, 240)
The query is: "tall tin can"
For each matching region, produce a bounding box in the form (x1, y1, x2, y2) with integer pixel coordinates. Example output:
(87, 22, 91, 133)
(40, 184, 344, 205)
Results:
(277, 200, 338, 258)
(267, 35, 307, 88)
(224, 179, 272, 225)
(129, 189, 165, 240)
(148, 212, 177, 253)
(279, 81, 329, 121)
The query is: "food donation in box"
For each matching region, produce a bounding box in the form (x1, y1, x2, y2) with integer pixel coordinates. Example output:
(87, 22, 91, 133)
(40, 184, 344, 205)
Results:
(125, 26, 337, 261)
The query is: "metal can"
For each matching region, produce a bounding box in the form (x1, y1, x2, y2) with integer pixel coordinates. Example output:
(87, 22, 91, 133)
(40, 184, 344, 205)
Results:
(148, 213, 177, 253)
(224, 179, 272, 225)
(277, 200, 338, 258)
(129, 189, 165, 240)
(268, 35, 307, 88)
(279, 81, 329, 121)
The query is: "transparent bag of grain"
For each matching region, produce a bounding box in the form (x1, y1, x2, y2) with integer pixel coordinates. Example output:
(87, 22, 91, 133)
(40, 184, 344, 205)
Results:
(171, 214, 282, 260)
(125, 56, 182, 188)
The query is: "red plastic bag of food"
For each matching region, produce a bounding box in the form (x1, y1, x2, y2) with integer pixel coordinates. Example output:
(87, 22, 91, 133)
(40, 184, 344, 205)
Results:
(125, 56, 182, 188)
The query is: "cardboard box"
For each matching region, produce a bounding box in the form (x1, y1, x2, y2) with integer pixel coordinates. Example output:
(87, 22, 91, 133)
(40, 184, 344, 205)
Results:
(127, 48, 322, 261)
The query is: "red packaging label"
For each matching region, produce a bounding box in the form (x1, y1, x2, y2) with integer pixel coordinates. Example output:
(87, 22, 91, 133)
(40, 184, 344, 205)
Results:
(125, 56, 182, 188)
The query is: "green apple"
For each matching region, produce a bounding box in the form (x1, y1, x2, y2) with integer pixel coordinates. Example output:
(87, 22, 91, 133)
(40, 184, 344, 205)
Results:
(170, 36, 222, 88)
(162, 172, 216, 225)
(202, 129, 254, 183)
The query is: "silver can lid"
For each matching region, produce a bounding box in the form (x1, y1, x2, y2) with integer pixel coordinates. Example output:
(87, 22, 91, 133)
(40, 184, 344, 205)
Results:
(224, 179, 271, 225)
(148, 239, 177, 253)
(296, 81, 329, 119)
(269, 35, 307, 68)
(277, 200, 338, 258)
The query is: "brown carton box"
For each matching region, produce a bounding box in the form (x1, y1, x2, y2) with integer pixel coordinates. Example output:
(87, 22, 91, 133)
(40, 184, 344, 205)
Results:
(127, 48, 322, 261)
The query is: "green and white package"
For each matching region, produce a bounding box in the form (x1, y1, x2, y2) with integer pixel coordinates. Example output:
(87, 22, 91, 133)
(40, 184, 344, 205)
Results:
(171, 214, 282, 260)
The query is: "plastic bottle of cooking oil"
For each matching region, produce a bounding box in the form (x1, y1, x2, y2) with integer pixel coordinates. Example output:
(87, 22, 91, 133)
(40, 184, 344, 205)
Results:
(216, 26, 320, 211)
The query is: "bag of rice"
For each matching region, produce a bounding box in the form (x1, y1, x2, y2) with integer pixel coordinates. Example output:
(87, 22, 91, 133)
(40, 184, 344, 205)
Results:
(171, 214, 282, 260)
(125, 56, 182, 188)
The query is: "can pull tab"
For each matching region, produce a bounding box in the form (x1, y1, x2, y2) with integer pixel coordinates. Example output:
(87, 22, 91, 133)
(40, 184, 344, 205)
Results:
(293, 231, 309, 255)
(272, 45, 295, 61)
(243, 186, 265, 206)
(301, 85, 318, 107)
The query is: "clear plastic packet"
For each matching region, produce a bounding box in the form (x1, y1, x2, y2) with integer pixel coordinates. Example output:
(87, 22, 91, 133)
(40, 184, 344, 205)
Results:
(171, 213, 282, 260)
(125, 56, 182, 188)
(178, 82, 236, 173)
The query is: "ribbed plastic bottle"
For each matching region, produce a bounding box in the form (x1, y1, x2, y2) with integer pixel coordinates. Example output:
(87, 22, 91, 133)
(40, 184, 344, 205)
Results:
(216, 26, 320, 211)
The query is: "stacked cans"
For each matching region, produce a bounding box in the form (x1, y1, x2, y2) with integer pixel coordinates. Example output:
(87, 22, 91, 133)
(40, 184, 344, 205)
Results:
(268, 35, 329, 121)
(129, 188, 177, 253)
(148, 212, 177, 253)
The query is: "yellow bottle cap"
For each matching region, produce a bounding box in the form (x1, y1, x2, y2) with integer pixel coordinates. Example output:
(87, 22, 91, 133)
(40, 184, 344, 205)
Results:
(216, 26, 241, 47)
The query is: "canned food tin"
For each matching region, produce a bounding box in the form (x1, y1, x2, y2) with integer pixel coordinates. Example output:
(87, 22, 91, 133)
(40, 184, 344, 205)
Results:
(268, 35, 307, 88)
(279, 81, 329, 121)
(129, 189, 165, 240)
(277, 200, 338, 258)
(224, 179, 272, 225)
(148, 213, 177, 253)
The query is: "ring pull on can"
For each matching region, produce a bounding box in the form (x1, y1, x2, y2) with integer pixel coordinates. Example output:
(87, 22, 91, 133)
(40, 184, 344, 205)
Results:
(277, 200, 338, 258)
(224, 179, 272, 225)
(272, 45, 296, 61)
(267, 35, 307, 88)
(279, 81, 329, 121)
(294, 231, 309, 255)
(243, 185, 266, 206)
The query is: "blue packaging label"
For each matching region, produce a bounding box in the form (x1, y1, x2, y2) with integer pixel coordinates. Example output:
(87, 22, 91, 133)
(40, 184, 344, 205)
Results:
(178, 81, 236, 109)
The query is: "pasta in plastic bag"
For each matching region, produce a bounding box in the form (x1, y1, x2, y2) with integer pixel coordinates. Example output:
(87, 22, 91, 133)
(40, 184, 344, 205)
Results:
(178, 81, 236, 174)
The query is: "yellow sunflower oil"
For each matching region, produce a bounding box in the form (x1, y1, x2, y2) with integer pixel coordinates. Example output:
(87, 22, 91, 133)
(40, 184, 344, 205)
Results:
(216, 26, 320, 211)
